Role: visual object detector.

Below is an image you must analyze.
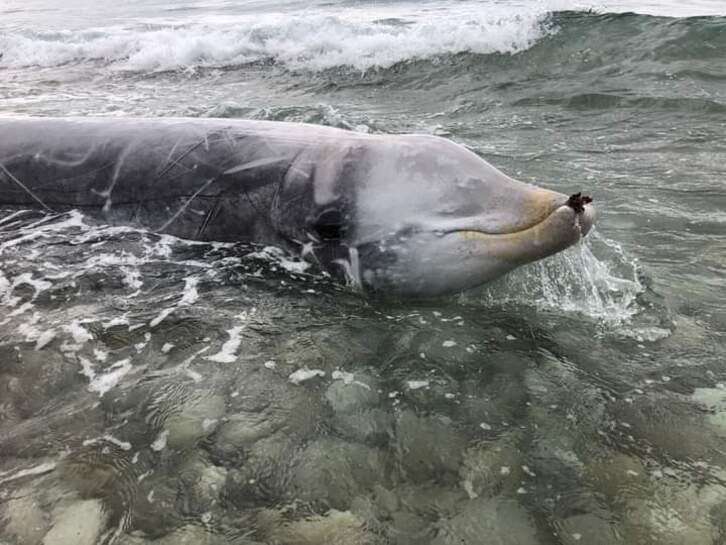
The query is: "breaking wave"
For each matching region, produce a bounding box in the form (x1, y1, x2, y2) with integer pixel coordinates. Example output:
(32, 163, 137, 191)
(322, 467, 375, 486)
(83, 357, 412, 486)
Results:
(0, 9, 552, 72)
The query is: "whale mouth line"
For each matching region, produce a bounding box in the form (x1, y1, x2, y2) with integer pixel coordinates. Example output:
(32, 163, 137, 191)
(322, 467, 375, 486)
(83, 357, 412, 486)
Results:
(438, 193, 594, 239)
(446, 203, 585, 239)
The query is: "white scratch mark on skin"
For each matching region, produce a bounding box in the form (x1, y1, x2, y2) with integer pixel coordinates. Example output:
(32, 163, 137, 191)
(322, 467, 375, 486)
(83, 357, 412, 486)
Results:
(223, 155, 294, 175)
(36, 146, 96, 167)
(94, 144, 133, 213)
(157, 178, 216, 233)
(333, 246, 362, 290)
(0, 161, 54, 211)
(163, 136, 183, 167)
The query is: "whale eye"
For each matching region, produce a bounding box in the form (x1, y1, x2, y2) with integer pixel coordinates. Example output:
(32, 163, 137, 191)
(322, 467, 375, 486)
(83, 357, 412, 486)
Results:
(313, 209, 345, 241)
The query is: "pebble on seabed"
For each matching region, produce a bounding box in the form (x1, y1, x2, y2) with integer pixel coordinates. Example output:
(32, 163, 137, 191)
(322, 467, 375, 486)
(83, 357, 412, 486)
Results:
(1, 492, 50, 543)
(162, 393, 226, 450)
(42, 499, 107, 545)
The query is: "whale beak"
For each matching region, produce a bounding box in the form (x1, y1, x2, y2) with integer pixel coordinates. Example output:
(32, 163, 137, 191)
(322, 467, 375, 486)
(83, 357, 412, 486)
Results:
(455, 187, 596, 267)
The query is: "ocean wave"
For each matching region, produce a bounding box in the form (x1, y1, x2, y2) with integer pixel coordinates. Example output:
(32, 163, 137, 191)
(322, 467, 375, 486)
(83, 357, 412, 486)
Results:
(513, 93, 726, 113)
(0, 10, 552, 72)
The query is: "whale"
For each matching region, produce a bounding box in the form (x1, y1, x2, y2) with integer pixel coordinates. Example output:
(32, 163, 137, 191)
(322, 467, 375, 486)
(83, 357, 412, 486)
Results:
(0, 117, 595, 297)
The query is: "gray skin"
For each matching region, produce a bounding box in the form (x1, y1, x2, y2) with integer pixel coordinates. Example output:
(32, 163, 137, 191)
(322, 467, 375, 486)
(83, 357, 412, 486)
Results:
(0, 117, 595, 297)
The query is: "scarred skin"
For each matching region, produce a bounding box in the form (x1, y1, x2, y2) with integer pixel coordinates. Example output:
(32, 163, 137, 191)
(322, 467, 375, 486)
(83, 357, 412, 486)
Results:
(0, 117, 595, 297)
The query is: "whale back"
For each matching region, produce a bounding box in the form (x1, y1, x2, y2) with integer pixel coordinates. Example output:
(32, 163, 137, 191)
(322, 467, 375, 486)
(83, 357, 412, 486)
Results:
(0, 117, 350, 243)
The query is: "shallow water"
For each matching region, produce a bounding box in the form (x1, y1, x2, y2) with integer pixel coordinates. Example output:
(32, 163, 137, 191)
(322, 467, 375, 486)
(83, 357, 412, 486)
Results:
(2, 1, 726, 544)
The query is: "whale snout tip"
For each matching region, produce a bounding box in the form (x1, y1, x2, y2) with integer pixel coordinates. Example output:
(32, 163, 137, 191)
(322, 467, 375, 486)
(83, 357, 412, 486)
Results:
(566, 192, 593, 214)
(567, 192, 595, 237)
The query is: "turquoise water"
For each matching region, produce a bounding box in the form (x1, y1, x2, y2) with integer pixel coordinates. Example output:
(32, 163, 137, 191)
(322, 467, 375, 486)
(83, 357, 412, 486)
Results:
(1, 1, 726, 544)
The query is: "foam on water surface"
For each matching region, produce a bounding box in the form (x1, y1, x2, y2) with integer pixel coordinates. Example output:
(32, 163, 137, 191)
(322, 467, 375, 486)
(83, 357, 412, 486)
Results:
(289, 367, 326, 384)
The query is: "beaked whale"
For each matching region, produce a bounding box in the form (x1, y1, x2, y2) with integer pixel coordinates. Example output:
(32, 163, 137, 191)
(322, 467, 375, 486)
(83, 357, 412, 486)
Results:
(0, 117, 595, 297)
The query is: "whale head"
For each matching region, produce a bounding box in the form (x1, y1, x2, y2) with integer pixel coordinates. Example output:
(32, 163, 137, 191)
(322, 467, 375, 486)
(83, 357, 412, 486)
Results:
(276, 133, 595, 298)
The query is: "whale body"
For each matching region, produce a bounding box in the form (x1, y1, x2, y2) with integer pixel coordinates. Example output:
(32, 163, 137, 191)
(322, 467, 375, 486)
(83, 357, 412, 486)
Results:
(0, 117, 595, 297)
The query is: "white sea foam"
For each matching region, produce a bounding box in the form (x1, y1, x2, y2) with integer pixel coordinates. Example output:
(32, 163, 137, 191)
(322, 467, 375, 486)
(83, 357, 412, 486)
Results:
(0, 462, 56, 485)
(407, 380, 430, 390)
(149, 307, 175, 328)
(0, 210, 87, 249)
(246, 246, 310, 275)
(289, 367, 326, 384)
(79, 356, 133, 397)
(64, 320, 93, 344)
(151, 429, 169, 451)
(0, 8, 553, 73)
(204, 310, 252, 363)
(179, 277, 200, 306)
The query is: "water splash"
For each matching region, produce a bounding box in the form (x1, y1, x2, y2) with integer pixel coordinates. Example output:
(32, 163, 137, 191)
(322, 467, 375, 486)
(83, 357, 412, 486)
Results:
(475, 230, 643, 324)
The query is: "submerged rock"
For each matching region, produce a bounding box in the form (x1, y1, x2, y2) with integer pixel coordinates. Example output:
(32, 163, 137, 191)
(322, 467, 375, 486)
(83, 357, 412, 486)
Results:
(3, 348, 87, 417)
(149, 524, 229, 544)
(0, 491, 50, 544)
(222, 433, 300, 507)
(389, 510, 433, 545)
(612, 395, 717, 464)
(458, 432, 524, 499)
(553, 513, 621, 545)
(691, 387, 726, 437)
(394, 410, 466, 484)
(431, 497, 538, 545)
(163, 393, 226, 451)
(456, 372, 527, 433)
(212, 410, 281, 459)
(325, 374, 380, 414)
(176, 457, 227, 516)
(215, 366, 324, 460)
(332, 408, 393, 446)
(291, 438, 390, 511)
(129, 473, 180, 536)
(269, 510, 377, 545)
(585, 453, 651, 507)
(618, 467, 726, 545)
(271, 327, 378, 378)
(393, 483, 468, 521)
(116, 534, 148, 545)
(621, 499, 715, 545)
(42, 499, 107, 545)
(326, 373, 390, 445)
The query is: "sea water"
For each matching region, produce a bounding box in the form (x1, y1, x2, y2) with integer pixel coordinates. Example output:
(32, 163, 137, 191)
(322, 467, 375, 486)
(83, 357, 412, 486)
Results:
(1, 1, 726, 543)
